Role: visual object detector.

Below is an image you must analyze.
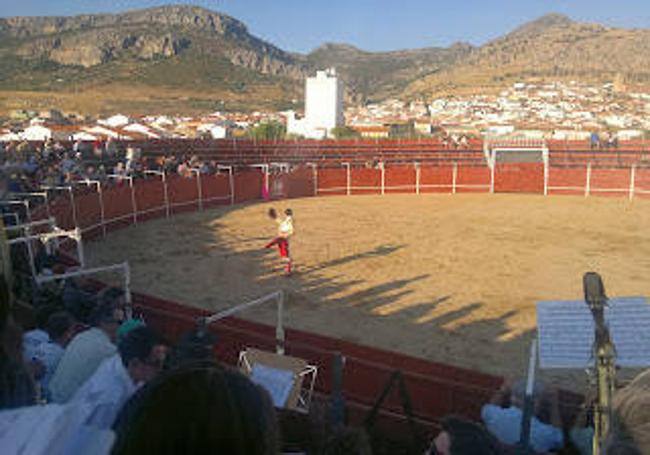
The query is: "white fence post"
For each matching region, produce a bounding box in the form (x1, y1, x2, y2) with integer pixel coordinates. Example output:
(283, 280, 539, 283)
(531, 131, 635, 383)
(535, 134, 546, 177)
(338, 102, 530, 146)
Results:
(629, 165, 636, 200)
(343, 162, 351, 196)
(97, 183, 106, 237)
(452, 162, 458, 195)
(543, 161, 549, 196)
(415, 162, 420, 195)
(68, 187, 78, 228)
(585, 163, 592, 197)
(192, 169, 203, 211)
(129, 178, 138, 225)
(226, 167, 235, 205)
(490, 163, 495, 194)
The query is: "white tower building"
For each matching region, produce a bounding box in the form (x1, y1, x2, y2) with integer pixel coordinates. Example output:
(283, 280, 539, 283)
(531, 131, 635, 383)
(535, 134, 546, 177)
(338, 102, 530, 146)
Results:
(286, 68, 344, 139)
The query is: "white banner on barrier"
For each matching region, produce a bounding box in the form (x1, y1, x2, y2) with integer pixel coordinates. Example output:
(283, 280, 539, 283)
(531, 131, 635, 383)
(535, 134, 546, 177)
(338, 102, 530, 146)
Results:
(537, 296, 650, 369)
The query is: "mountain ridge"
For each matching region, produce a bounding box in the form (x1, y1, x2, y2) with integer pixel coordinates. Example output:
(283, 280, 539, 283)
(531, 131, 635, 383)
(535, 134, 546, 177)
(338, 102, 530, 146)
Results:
(0, 6, 649, 115)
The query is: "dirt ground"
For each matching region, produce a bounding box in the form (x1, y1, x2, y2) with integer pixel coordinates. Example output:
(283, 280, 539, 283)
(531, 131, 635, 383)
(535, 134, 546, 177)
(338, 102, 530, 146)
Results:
(86, 194, 650, 390)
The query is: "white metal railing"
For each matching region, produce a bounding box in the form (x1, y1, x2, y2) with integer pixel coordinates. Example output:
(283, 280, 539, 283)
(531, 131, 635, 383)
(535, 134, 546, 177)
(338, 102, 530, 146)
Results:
(7, 227, 85, 279)
(35, 262, 132, 314)
(201, 290, 286, 354)
(107, 175, 138, 225)
(546, 163, 644, 199)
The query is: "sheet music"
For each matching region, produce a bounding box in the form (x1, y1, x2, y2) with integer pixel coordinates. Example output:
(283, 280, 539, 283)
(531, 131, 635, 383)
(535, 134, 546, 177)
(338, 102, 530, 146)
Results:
(250, 364, 295, 408)
(537, 297, 650, 369)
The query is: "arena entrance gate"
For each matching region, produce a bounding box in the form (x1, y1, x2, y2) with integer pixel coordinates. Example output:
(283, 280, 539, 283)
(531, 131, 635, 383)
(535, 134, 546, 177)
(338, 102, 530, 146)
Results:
(487, 143, 549, 194)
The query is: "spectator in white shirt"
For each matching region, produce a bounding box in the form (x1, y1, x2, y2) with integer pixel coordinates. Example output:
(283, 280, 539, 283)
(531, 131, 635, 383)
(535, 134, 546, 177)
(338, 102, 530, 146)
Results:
(72, 326, 165, 429)
(33, 312, 75, 400)
(481, 379, 564, 453)
(48, 302, 125, 403)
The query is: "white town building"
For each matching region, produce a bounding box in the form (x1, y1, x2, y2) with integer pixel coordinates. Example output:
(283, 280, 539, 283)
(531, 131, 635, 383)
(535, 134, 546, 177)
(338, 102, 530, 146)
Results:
(287, 68, 344, 139)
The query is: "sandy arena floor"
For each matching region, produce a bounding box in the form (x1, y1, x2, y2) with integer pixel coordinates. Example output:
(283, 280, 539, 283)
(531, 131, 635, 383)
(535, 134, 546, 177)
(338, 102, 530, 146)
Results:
(86, 194, 650, 389)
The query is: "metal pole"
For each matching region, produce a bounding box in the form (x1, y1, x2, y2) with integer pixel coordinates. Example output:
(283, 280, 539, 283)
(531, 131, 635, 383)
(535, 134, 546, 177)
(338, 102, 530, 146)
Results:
(490, 162, 495, 194)
(543, 160, 549, 196)
(629, 165, 636, 201)
(192, 169, 203, 211)
(129, 177, 137, 225)
(96, 182, 106, 237)
(585, 163, 592, 197)
(75, 228, 85, 268)
(24, 229, 37, 280)
(276, 291, 285, 355)
(343, 162, 351, 196)
(124, 262, 133, 320)
(162, 172, 170, 218)
(452, 162, 458, 194)
(69, 188, 78, 228)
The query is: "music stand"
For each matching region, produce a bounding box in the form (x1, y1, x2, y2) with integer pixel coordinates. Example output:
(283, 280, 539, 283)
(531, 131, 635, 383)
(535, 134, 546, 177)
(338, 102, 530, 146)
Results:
(238, 348, 317, 413)
(536, 297, 650, 369)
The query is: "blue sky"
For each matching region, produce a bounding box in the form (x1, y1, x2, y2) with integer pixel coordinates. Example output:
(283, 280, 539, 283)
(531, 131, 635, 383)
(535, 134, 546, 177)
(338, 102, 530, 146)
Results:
(1, 0, 649, 53)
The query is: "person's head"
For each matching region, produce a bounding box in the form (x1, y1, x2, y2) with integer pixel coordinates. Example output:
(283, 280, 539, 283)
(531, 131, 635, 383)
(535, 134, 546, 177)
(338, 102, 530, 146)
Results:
(112, 363, 278, 455)
(118, 326, 165, 385)
(284, 208, 293, 217)
(429, 417, 499, 455)
(33, 303, 60, 330)
(165, 327, 218, 370)
(605, 369, 650, 454)
(99, 287, 126, 308)
(90, 301, 125, 341)
(45, 311, 75, 346)
(268, 207, 277, 220)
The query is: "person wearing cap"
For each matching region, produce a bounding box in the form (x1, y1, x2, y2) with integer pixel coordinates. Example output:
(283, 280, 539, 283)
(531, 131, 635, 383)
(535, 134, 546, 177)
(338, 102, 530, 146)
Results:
(481, 379, 563, 453)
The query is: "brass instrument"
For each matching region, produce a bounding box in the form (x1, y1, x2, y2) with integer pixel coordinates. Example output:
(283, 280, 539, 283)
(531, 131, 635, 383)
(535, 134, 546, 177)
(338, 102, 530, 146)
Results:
(583, 272, 617, 455)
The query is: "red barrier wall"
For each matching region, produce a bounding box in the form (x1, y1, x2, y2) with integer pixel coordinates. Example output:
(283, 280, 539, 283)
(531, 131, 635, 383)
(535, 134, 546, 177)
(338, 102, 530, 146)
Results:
(547, 167, 586, 195)
(285, 167, 316, 199)
(385, 166, 416, 193)
(134, 178, 167, 221)
(167, 175, 200, 213)
(201, 174, 232, 207)
(494, 163, 544, 194)
(317, 168, 347, 195)
(234, 171, 263, 203)
(456, 165, 491, 193)
(635, 168, 650, 198)
(590, 168, 632, 197)
(419, 166, 453, 193)
(351, 168, 381, 195)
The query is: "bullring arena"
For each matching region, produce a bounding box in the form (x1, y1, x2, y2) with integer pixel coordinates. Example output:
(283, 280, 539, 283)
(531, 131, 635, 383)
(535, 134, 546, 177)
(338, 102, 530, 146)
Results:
(15, 138, 650, 445)
(87, 193, 650, 389)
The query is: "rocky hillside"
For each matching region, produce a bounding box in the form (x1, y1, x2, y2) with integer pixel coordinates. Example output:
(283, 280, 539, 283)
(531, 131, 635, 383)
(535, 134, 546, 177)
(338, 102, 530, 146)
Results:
(302, 42, 473, 102)
(0, 5, 303, 76)
(0, 5, 308, 115)
(405, 13, 650, 97)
